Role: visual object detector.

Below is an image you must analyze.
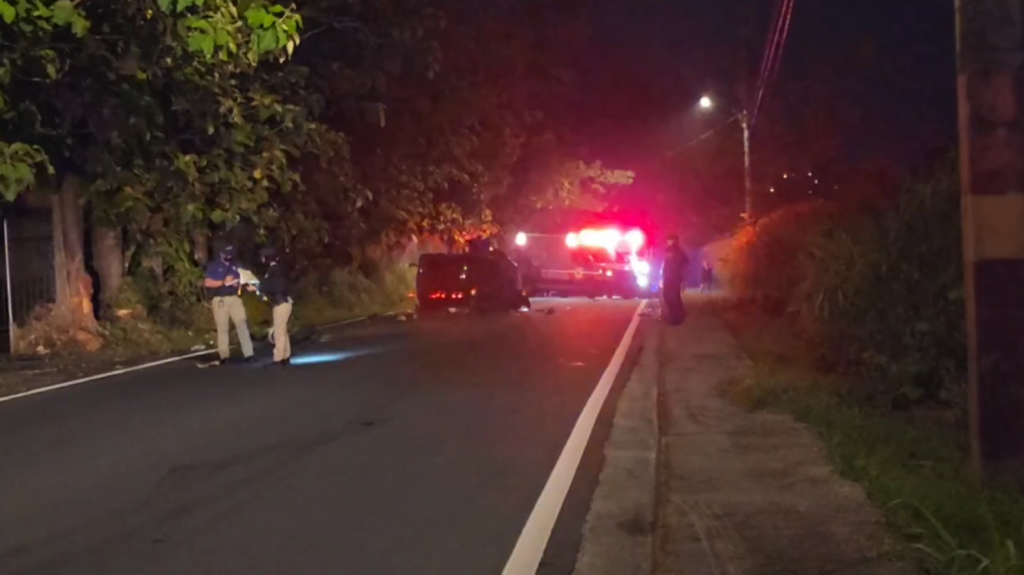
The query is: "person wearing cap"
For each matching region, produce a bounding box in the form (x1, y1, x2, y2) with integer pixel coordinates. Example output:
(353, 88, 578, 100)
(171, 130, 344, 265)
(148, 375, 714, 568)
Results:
(258, 246, 293, 367)
(661, 234, 689, 326)
(203, 244, 255, 364)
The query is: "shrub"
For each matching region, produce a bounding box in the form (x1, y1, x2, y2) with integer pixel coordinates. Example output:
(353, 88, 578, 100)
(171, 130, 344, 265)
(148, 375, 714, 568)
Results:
(720, 160, 966, 402)
(723, 200, 852, 313)
(798, 162, 965, 397)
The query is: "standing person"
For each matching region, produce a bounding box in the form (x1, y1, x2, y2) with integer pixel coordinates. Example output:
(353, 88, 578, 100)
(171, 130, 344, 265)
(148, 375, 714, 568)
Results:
(258, 246, 293, 367)
(661, 235, 689, 326)
(700, 260, 714, 294)
(202, 245, 255, 365)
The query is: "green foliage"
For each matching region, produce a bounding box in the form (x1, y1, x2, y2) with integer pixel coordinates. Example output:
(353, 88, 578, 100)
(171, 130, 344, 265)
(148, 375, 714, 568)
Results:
(798, 164, 965, 391)
(724, 201, 849, 311)
(0, 0, 618, 350)
(723, 161, 965, 399)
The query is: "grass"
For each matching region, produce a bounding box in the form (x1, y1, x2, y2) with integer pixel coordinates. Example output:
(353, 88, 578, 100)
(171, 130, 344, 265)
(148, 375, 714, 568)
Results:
(713, 298, 1024, 575)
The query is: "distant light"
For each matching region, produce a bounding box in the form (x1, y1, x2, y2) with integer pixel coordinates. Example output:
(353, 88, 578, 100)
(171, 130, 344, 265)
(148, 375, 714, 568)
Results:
(605, 270, 613, 277)
(632, 260, 651, 275)
(515, 231, 527, 247)
(566, 232, 579, 248)
(637, 276, 650, 288)
(769, 187, 775, 193)
(699, 96, 713, 109)
(814, 179, 819, 184)
(783, 174, 788, 179)
(808, 172, 813, 176)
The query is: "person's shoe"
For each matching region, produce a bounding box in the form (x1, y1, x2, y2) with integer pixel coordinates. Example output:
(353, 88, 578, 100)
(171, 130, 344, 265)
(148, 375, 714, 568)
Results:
(243, 355, 258, 364)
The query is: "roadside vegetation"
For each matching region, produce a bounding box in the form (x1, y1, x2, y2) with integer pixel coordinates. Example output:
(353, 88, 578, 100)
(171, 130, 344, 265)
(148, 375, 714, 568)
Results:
(0, 0, 632, 361)
(714, 159, 1024, 575)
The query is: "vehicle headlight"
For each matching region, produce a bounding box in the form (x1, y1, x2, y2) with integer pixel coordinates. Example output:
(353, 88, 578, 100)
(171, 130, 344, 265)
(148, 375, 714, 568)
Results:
(632, 260, 651, 275)
(637, 275, 650, 288)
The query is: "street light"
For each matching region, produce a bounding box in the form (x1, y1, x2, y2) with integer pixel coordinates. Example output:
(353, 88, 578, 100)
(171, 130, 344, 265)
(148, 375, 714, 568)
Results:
(697, 95, 754, 222)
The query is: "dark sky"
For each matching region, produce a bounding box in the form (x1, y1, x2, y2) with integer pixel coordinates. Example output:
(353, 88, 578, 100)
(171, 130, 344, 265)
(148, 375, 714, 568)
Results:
(579, 0, 957, 171)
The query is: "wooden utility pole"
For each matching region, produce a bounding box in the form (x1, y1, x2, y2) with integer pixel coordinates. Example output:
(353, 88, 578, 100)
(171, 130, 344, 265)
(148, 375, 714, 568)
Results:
(956, 0, 1024, 479)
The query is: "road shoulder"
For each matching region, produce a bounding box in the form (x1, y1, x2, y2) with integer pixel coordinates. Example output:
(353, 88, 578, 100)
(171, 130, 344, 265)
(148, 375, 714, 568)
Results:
(654, 305, 913, 575)
(572, 321, 659, 575)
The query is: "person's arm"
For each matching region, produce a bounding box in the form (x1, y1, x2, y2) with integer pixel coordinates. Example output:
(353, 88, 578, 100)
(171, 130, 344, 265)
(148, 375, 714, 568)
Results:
(203, 264, 223, 288)
(203, 264, 237, 288)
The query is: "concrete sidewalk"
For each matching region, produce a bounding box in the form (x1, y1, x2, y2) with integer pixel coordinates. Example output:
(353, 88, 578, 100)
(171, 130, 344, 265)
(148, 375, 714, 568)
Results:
(653, 305, 912, 575)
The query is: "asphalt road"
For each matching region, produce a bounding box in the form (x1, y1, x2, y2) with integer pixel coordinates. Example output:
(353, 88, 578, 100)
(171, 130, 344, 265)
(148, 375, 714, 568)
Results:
(0, 298, 646, 575)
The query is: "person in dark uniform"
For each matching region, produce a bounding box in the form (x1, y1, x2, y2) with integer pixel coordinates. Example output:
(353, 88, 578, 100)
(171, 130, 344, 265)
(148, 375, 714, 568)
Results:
(661, 235, 689, 326)
(203, 244, 255, 365)
(257, 247, 293, 367)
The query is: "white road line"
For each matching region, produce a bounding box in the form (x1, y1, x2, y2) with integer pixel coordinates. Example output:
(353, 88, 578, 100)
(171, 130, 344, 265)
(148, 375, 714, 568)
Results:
(502, 300, 646, 575)
(0, 349, 216, 405)
(0, 314, 381, 406)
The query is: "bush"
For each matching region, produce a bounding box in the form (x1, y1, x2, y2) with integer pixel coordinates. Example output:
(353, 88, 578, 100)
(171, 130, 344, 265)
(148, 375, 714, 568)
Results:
(724, 200, 853, 312)
(798, 163, 965, 398)
(721, 161, 965, 402)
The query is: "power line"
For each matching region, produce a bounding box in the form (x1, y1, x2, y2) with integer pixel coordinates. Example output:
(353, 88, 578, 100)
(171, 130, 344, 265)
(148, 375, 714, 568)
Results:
(751, 0, 795, 125)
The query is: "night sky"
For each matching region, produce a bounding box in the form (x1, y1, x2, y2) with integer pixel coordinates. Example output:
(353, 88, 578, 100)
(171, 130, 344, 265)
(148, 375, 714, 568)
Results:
(577, 0, 957, 174)
(569, 0, 957, 238)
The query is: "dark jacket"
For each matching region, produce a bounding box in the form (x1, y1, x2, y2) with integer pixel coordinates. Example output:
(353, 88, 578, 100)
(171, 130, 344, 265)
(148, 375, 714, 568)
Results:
(261, 262, 291, 305)
(662, 245, 689, 287)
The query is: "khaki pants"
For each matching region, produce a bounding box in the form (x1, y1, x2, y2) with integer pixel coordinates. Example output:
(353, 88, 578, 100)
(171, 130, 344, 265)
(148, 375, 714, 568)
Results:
(212, 296, 254, 360)
(272, 301, 293, 362)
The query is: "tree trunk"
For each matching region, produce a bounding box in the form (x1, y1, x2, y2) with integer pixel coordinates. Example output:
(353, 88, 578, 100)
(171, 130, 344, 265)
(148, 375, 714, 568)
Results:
(142, 213, 164, 283)
(52, 175, 98, 334)
(91, 222, 124, 313)
(192, 229, 209, 266)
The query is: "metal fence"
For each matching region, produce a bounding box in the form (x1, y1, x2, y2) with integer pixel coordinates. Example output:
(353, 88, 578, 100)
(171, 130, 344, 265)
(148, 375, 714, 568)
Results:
(0, 210, 56, 353)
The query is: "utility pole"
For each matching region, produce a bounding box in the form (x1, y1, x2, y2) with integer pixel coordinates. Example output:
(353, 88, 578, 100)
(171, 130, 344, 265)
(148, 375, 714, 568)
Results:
(741, 109, 753, 222)
(956, 0, 1024, 480)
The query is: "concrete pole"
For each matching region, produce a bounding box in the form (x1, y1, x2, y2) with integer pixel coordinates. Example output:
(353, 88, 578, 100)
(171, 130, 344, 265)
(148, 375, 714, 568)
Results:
(956, 0, 1024, 479)
(741, 110, 753, 221)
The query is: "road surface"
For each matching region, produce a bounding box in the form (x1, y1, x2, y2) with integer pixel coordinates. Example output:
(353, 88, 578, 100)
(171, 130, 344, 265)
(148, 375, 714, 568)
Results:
(0, 298, 647, 575)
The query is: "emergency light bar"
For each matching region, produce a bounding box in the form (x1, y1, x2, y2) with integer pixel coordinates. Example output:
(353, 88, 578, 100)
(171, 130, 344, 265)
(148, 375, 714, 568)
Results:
(566, 227, 646, 253)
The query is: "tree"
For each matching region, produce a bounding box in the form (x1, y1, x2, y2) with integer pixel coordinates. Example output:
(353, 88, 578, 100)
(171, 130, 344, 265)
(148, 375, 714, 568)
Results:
(0, 0, 305, 337)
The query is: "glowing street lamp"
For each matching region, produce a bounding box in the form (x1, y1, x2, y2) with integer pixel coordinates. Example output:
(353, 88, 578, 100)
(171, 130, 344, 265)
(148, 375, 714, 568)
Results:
(698, 95, 713, 110)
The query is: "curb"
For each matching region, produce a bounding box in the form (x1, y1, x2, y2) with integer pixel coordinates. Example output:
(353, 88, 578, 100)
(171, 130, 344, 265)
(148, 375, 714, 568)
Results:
(0, 312, 389, 406)
(571, 324, 659, 575)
